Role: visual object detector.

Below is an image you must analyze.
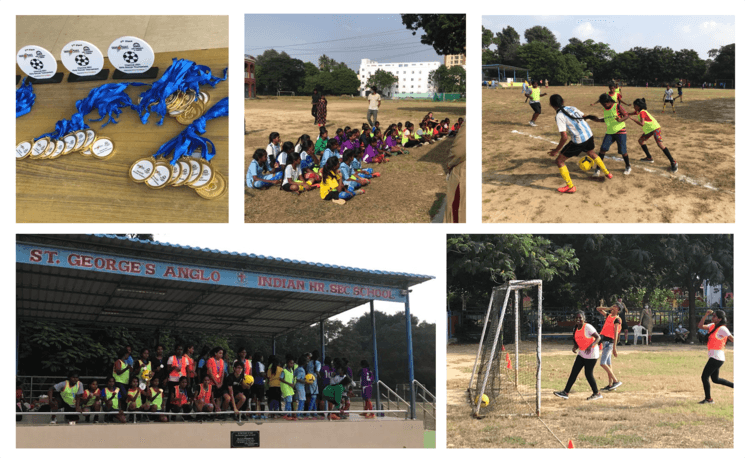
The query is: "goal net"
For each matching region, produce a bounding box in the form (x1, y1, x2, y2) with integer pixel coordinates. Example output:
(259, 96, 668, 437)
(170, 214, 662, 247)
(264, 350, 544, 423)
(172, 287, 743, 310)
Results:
(467, 280, 542, 417)
(580, 78, 594, 86)
(714, 79, 735, 89)
(276, 91, 295, 96)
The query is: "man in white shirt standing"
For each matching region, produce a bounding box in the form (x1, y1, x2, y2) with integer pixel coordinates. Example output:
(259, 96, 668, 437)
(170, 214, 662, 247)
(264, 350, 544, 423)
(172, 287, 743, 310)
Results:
(367, 86, 382, 127)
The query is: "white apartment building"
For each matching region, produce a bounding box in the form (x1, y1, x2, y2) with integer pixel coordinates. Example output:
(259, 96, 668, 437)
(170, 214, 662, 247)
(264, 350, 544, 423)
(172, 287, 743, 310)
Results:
(357, 58, 441, 97)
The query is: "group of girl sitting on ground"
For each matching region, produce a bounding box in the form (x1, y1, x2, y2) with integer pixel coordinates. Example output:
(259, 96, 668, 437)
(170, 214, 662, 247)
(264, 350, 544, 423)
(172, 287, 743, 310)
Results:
(246, 117, 463, 205)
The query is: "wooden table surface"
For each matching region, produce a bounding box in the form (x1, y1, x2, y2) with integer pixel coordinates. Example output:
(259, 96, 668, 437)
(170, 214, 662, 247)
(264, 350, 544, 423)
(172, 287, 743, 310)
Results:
(16, 48, 228, 223)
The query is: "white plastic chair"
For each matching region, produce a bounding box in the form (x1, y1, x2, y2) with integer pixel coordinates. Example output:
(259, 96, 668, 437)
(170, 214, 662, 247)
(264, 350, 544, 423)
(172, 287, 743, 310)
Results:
(632, 325, 648, 345)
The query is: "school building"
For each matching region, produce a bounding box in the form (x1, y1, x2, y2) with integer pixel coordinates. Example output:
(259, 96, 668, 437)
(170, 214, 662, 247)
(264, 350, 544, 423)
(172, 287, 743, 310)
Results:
(357, 58, 440, 98)
(245, 55, 256, 99)
(443, 54, 466, 68)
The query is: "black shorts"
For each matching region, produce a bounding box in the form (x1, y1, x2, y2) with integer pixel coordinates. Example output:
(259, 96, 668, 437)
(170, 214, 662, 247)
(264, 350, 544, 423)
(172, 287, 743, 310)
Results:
(324, 191, 340, 201)
(251, 384, 265, 400)
(281, 182, 293, 192)
(664, 99, 674, 105)
(677, 88, 683, 95)
(530, 102, 541, 114)
(560, 137, 595, 158)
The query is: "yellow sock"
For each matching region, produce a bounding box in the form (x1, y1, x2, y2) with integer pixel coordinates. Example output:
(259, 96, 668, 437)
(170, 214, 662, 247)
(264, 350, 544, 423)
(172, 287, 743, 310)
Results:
(594, 157, 609, 175)
(559, 165, 573, 187)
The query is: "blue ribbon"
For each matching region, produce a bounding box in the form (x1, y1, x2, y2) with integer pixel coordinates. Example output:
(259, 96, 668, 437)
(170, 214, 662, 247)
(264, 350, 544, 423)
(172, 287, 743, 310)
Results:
(136, 59, 227, 126)
(153, 97, 228, 165)
(16, 78, 36, 118)
(34, 82, 145, 141)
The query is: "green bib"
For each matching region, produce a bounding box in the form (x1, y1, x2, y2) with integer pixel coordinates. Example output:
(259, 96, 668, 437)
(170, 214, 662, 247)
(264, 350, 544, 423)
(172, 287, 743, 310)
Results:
(603, 103, 626, 134)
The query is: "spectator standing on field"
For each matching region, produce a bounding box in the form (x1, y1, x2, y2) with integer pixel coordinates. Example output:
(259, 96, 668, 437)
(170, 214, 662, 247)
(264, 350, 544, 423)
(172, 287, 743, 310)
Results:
(367, 86, 381, 127)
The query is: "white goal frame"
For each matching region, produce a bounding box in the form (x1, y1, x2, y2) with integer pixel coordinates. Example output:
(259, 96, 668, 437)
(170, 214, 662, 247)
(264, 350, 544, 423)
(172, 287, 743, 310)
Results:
(580, 78, 594, 86)
(467, 280, 543, 417)
(276, 91, 295, 96)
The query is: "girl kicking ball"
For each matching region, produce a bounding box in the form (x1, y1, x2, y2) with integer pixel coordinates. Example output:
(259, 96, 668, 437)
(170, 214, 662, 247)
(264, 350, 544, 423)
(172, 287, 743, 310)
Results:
(627, 98, 678, 172)
(547, 94, 612, 194)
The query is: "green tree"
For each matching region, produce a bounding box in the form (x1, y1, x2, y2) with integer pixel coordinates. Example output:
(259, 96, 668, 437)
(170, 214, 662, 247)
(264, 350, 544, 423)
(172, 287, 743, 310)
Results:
(400, 14, 466, 56)
(524, 25, 560, 51)
(366, 69, 398, 93)
(562, 39, 615, 78)
(255, 51, 305, 94)
(300, 61, 320, 94)
(482, 25, 496, 50)
(496, 26, 521, 66)
(654, 234, 733, 341)
(673, 49, 706, 83)
(517, 42, 570, 84)
(707, 43, 735, 81)
(429, 65, 465, 93)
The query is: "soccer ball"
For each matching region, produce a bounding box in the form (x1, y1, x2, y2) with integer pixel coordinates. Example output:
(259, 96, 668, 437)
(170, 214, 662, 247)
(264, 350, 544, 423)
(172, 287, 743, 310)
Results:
(141, 369, 153, 381)
(241, 374, 254, 389)
(30, 59, 44, 70)
(75, 55, 89, 66)
(579, 156, 594, 171)
(123, 51, 138, 63)
(305, 373, 316, 384)
(476, 394, 489, 407)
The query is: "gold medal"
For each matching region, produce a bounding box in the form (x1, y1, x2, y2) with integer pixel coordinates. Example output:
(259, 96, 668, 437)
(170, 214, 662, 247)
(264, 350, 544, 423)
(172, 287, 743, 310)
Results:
(83, 129, 97, 149)
(176, 99, 204, 125)
(145, 161, 174, 189)
(129, 157, 157, 183)
(195, 170, 226, 200)
(49, 140, 66, 159)
(16, 140, 32, 160)
(74, 130, 87, 151)
(90, 137, 115, 160)
(29, 137, 51, 159)
(167, 161, 182, 185)
(62, 135, 77, 154)
(189, 159, 214, 189)
(171, 159, 192, 186)
(40, 139, 57, 159)
(184, 158, 202, 185)
(198, 91, 210, 106)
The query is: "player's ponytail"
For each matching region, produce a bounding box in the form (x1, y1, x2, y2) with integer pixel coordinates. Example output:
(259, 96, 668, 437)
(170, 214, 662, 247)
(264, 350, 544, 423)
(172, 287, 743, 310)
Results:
(633, 98, 647, 111)
(550, 94, 585, 122)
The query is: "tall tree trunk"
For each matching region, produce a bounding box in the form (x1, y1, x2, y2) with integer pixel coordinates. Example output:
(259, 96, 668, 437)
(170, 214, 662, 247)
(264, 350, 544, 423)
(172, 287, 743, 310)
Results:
(687, 279, 699, 343)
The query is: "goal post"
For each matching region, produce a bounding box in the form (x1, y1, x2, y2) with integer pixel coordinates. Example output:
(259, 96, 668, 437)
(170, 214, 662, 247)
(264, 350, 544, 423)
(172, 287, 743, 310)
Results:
(580, 78, 594, 86)
(467, 280, 542, 417)
(276, 91, 295, 96)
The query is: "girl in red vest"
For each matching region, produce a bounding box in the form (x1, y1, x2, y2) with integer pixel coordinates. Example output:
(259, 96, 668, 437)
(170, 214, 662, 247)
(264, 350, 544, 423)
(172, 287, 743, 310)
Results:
(596, 303, 623, 391)
(554, 312, 603, 401)
(697, 310, 734, 404)
(194, 375, 218, 420)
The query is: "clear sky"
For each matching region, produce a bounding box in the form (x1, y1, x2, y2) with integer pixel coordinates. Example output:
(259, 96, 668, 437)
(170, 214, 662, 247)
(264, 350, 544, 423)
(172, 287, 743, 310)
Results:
(245, 14, 443, 72)
(483, 16, 734, 59)
(152, 232, 440, 325)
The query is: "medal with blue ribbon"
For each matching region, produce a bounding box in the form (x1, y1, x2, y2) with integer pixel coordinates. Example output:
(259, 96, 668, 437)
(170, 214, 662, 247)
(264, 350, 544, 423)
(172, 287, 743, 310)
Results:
(130, 97, 228, 199)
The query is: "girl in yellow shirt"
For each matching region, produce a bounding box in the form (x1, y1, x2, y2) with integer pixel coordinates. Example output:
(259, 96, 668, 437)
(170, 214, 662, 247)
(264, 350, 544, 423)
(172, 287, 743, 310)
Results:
(320, 156, 356, 206)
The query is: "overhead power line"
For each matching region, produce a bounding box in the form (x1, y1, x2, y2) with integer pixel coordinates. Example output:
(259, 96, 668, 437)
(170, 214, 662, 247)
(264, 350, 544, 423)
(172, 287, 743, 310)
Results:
(246, 28, 413, 50)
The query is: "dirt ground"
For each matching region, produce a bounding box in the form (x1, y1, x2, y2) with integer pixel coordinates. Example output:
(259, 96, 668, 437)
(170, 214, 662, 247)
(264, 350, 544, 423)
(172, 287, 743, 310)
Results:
(447, 342, 734, 448)
(482, 86, 735, 223)
(245, 96, 466, 223)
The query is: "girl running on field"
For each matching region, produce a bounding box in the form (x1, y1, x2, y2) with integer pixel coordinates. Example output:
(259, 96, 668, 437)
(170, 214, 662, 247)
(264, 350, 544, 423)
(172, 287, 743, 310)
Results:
(698, 310, 734, 404)
(627, 98, 678, 172)
(547, 94, 612, 194)
(596, 302, 623, 391)
(525, 80, 548, 127)
(553, 311, 603, 401)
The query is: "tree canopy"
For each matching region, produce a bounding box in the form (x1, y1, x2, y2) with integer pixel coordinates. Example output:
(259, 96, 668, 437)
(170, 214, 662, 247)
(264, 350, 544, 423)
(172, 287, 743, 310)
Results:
(482, 24, 733, 85)
(429, 65, 465, 93)
(401, 14, 466, 56)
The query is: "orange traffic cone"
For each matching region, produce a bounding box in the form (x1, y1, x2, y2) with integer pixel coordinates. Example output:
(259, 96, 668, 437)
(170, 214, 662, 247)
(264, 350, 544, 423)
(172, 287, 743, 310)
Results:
(568, 439, 575, 449)
(506, 353, 512, 369)
(502, 345, 506, 351)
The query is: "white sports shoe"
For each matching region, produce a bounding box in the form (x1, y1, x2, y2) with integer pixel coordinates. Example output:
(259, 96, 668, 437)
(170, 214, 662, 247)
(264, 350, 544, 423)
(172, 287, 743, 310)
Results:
(593, 168, 602, 178)
(624, 166, 632, 175)
(529, 121, 536, 127)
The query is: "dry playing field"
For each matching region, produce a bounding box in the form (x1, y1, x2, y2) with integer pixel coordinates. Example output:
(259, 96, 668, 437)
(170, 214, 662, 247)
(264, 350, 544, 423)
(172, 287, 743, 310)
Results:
(447, 342, 734, 448)
(245, 96, 466, 223)
(482, 86, 735, 223)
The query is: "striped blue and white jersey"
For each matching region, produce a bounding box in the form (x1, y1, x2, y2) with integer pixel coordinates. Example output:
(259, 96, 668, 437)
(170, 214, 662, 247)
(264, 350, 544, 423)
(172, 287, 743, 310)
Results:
(555, 106, 593, 144)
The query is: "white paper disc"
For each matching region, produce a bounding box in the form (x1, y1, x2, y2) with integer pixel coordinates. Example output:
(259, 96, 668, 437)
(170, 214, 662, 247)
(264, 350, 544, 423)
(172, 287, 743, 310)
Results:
(17, 45, 57, 79)
(108, 36, 154, 74)
(60, 40, 104, 76)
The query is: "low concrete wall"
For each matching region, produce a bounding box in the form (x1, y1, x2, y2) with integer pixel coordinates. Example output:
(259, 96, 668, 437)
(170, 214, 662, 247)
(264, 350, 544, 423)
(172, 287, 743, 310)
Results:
(17, 419, 424, 448)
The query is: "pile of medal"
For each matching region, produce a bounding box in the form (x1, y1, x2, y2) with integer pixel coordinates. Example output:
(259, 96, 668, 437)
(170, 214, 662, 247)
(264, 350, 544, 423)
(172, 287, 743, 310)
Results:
(16, 129, 115, 161)
(128, 151, 226, 200)
(165, 90, 211, 125)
